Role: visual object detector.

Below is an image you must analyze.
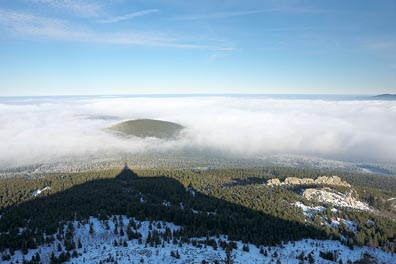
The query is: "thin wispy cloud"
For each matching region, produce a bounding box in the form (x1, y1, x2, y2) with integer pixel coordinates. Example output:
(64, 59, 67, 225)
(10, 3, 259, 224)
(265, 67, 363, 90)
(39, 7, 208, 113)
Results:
(98, 9, 160, 24)
(363, 38, 396, 65)
(0, 9, 90, 40)
(272, 6, 329, 14)
(365, 39, 396, 53)
(0, 9, 234, 51)
(28, 0, 104, 17)
(176, 10, 265, 21)
(175, 7, 328, 21)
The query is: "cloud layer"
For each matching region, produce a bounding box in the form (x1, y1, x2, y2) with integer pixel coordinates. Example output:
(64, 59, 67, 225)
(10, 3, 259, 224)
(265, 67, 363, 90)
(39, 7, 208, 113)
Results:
(0, 96, 395, 167)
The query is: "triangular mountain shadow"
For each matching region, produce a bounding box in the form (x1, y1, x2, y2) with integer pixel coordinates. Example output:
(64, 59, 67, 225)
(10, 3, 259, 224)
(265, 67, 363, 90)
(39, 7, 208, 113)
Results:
(118, 164, 138, 179)
(0, 168, 326, 252)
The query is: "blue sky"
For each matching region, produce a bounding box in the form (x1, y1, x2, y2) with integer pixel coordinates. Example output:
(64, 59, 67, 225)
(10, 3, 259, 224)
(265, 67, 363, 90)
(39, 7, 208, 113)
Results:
(0, 0, 395, 96)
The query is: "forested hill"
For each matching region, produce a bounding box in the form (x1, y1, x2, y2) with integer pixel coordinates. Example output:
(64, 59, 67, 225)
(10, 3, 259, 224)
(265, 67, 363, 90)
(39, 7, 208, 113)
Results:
(108, 119, 184, 139)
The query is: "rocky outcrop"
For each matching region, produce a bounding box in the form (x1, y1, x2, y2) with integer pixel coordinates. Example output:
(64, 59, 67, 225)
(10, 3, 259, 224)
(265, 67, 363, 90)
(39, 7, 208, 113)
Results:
(388, 198, 396, 210)
(302, 187, 370, 211)
(314, 176, 349, 186)
(267, 175, 350, 187)
(284, 177, 315, 185)
(267, 178, 281, 186)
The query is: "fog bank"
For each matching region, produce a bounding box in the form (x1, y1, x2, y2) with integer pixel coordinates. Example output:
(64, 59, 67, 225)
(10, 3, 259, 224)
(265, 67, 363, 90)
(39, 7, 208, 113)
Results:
(0, 95, 395, 167)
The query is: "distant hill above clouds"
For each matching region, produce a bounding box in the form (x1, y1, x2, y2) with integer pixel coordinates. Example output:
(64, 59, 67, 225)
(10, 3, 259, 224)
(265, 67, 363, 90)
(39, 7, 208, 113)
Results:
(108, 119, 184, 139)
(370, 94, 396, 100)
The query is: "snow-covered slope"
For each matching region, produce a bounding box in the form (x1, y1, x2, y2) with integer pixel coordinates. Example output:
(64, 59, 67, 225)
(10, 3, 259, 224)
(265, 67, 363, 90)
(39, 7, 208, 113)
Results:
(2, 216, 395, 264)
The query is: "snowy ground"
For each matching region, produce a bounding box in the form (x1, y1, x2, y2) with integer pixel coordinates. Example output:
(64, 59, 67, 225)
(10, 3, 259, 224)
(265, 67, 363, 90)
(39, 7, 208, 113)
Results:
(2, 216, 395, 264)
(295, 201, 326, 217)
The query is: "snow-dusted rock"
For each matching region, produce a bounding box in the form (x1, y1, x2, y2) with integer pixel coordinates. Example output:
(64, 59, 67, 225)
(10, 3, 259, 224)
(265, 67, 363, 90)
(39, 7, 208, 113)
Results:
(302, 188, 370, 211)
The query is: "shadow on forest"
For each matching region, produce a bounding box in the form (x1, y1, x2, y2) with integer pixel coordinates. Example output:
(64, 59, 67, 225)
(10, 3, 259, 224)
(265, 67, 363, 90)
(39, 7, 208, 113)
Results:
(221, 177, 269, 188)
(0, 167, 326, 251)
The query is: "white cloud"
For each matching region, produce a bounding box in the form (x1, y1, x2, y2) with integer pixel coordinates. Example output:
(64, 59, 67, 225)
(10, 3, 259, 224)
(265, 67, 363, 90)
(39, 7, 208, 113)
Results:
(1, 96, 396, 167)
(98, 9, 160, 24)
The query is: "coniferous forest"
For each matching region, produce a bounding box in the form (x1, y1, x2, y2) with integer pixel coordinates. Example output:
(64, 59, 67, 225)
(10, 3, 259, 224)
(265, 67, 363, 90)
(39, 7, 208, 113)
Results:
(0, 165, 395, 263)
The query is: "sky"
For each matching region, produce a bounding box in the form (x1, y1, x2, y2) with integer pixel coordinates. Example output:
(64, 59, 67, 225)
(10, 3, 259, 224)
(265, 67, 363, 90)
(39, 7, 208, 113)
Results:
(0, 0, 395, 95)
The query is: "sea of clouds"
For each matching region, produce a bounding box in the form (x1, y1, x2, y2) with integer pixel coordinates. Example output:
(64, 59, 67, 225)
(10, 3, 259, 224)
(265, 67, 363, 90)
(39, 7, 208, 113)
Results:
(0, 95, 395, 167)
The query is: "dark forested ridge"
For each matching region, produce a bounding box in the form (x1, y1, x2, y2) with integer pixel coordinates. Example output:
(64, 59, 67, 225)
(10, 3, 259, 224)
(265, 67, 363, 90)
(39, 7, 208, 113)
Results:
(370, 94, 396, 100)
(0, 166, 395, 260)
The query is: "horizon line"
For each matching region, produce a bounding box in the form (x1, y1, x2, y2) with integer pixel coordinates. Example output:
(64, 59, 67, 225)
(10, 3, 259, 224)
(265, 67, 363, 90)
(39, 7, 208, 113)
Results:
(0, 92, 386, 98)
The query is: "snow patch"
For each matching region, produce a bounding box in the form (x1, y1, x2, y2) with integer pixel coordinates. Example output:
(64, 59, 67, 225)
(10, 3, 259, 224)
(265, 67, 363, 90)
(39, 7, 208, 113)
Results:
(32, 186, 51, 197)
(295, 201, 325, 217)
(187, 186, 196, 197)
(328, 218, 357, 233)
(162, 200, 171, 207)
